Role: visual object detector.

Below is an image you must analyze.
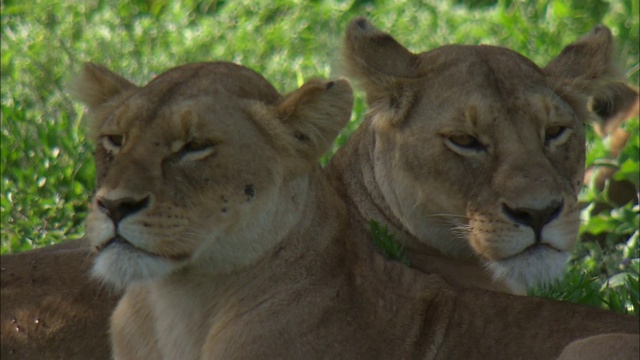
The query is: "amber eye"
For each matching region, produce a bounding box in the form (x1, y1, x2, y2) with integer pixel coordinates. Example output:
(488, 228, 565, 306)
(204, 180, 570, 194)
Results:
(545, 126, 566, 142)
(447, 134, 484, 151)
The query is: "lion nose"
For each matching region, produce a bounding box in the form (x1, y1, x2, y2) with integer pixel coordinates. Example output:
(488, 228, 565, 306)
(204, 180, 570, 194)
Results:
(97, 196, 150, 225)
(502, 200, 564, 242)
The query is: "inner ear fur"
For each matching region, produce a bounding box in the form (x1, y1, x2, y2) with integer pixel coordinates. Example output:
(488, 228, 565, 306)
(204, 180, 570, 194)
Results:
(71, 63, 137, 110)
(544, 26, 639, 124)
(276, 78, 354, 162)
(342, 17, 419, 127)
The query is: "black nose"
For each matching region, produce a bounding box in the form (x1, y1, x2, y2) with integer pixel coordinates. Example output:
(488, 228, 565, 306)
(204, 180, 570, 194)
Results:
(97, 196, 150, 225)
(502, 200, 564, 242)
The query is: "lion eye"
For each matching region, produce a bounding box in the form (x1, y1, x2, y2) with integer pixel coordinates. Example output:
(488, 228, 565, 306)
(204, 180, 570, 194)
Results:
(181, 141, 210, 153)
(101, 134, 125, 153)
(447, 134, 485, 151)
(545, 126, 566, 142)
(178, 140, 216, 160)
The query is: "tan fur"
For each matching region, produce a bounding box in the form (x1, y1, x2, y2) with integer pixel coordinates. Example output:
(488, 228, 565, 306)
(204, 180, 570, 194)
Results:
(327, 18, 639, 295)
(4, 251, 634, 360)
(1, 239, 119, 359)
(558, 333, 640, 360)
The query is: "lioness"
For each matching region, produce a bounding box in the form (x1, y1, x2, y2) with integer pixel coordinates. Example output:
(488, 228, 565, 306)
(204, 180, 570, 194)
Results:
(71, 59, 635, 359)
(327, 18, 640, 295)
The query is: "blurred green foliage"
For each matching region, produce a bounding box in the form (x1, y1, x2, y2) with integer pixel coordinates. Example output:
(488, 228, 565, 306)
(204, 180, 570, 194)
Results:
(1, 0, 638, 312)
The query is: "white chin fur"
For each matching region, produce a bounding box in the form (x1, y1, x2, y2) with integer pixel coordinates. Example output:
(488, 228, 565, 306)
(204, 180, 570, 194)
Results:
(92, 245, 176, 290)
(486, 246, 570, 295)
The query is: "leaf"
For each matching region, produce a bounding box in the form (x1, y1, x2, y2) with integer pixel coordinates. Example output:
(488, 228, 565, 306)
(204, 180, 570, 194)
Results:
(613, 158, 640, 188)
(369, 220, 410, 265)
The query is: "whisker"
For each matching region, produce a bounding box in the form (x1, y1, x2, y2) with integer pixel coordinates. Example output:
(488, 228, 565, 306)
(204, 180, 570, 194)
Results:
(451, 224, 472, 240)
(425, 213, 469, 219)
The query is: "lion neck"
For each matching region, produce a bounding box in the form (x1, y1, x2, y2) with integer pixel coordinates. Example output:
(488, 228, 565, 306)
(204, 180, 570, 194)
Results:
(327, 120, 510, 294)
(327, 121, 405, 236)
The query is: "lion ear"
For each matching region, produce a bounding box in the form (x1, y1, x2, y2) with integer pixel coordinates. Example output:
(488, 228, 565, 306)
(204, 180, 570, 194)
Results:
(544, 26, 639, 125)
(342, 17, 418, 127)
(277, 78, 353, 162)
(71, 63, 137, 110)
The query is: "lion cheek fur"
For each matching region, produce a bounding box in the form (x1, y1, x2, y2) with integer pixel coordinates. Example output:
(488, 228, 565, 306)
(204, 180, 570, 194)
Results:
(92, 176, 305, 290)
(86, 179, 268, 289)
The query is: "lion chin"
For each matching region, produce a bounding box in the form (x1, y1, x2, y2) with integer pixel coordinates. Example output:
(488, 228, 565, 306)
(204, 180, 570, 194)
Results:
(487, 246, 570, 294)
(92, 238, 184, 290)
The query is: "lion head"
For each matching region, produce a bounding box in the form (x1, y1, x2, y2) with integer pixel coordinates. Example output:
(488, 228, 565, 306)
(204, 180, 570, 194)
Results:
(72, 62, 353, 290)
(336, 18, 637, 294)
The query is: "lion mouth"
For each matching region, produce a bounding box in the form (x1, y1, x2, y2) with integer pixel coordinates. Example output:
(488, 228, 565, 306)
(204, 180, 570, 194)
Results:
(97, 235, 191, 261)
(96, 235, 146, 254)
(101, 235, 128, 249)
(503, 242, 564, 261)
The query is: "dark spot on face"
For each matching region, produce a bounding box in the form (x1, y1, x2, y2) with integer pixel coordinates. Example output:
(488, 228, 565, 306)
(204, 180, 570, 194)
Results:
(220, 195, 228, 203)
(245, 184, 255, 199)
(221, 208, 228, 214)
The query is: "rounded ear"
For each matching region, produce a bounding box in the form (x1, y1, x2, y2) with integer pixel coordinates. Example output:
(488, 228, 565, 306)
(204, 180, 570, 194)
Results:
(545, 26, 619, 84)
(70, 63, 137, 110)
(276, 78, 353, 162)
(343, 17, 419, 85)
(342, 17, 419, 127)
(544, 26, 639, 125)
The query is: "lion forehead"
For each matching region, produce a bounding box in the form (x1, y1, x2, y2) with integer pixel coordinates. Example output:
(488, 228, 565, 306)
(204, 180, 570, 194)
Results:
(416, 47, 552, 104)
(408, 50, 580, 133)
(145, 62, 281, 104)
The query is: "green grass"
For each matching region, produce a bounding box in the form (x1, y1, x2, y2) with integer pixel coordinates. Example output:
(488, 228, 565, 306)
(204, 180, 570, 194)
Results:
(1, 0, 638, 313)
(370, 220, 411, 266)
